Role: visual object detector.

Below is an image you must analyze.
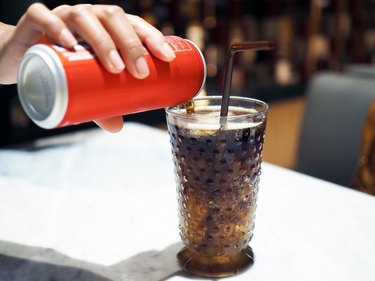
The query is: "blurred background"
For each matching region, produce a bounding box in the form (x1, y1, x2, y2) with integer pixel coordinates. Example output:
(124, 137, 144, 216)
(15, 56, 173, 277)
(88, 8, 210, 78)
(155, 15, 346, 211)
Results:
(1, 0, 375, 172)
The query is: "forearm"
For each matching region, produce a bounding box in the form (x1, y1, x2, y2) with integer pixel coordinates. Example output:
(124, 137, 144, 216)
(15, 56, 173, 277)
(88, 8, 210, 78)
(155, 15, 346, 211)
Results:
(0, 22, 16, 54)
(0, 22, 17, 84)
(0, 22, 15, 39)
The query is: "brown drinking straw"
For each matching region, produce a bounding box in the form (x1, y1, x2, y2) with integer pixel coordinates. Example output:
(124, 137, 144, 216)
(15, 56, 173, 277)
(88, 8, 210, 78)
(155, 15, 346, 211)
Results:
(220, 41, 275, 117)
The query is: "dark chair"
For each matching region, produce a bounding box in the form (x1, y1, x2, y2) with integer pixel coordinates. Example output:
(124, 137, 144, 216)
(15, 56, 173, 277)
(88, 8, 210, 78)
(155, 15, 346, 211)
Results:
(295, 71, 375, 188)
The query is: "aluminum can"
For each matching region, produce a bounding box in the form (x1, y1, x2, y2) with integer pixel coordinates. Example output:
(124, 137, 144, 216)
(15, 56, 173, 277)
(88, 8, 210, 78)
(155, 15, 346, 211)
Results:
(17, 36, 206, 129)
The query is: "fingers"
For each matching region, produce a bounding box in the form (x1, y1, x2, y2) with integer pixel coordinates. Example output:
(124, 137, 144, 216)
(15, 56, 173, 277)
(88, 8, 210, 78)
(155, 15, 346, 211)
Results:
(14, 3, 77, 49)
(54, 4, 176, 78)
(93, 5, 149, 78)
(94, 116, 124, 133)
(127, 14, 176, 62)
(15, 3, 176, 78)
(54, 5, 146, 77)
(54, 4, 127, 75)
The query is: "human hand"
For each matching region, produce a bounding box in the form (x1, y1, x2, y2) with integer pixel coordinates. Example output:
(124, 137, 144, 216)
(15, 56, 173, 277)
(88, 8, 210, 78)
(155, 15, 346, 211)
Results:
(0, 3, 176, 132)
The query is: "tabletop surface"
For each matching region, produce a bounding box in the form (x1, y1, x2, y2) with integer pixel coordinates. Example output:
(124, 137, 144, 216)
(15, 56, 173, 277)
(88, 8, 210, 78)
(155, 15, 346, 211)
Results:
(0, 122, 374, 281)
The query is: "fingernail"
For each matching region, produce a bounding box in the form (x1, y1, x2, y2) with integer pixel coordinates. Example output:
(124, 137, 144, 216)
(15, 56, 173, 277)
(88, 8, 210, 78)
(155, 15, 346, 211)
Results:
(135, 57, 149, 79)
(109, 50, 125, 71)
(59, 29, 77, 47)
(163, 42, 176, 60)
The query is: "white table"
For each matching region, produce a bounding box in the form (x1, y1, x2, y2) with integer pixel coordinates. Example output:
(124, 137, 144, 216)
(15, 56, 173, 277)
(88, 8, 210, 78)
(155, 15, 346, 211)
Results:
(0, 122, 374, 281)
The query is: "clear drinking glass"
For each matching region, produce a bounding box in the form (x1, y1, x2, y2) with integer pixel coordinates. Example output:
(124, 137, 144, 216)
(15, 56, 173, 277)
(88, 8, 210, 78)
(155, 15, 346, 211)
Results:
(166, 96, 268, 278)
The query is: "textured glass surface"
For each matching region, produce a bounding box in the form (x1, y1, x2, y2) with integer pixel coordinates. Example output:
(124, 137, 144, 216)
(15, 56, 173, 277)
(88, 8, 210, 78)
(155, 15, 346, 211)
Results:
(166, 96, 267, 277)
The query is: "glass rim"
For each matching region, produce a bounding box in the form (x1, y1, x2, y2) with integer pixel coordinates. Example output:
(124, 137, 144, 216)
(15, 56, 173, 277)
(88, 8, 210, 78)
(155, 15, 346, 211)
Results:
(166, 95, 269, 120)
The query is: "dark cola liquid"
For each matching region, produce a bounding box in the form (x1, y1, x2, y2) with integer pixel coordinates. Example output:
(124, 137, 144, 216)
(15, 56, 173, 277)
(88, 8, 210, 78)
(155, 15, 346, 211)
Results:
(167, 108, 266, 277)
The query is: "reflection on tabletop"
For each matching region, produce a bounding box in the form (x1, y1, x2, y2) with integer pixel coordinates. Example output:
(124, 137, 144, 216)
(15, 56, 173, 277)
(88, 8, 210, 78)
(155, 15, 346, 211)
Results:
(0, 122, 374, 281)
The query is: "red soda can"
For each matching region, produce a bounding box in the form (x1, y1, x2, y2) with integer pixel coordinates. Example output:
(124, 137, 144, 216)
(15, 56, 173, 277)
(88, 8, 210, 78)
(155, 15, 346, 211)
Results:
(17, 36, 206, 129)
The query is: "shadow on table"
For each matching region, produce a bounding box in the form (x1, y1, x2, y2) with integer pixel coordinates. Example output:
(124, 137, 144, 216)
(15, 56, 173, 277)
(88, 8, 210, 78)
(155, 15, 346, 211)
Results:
(0, 240, 201, 281)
